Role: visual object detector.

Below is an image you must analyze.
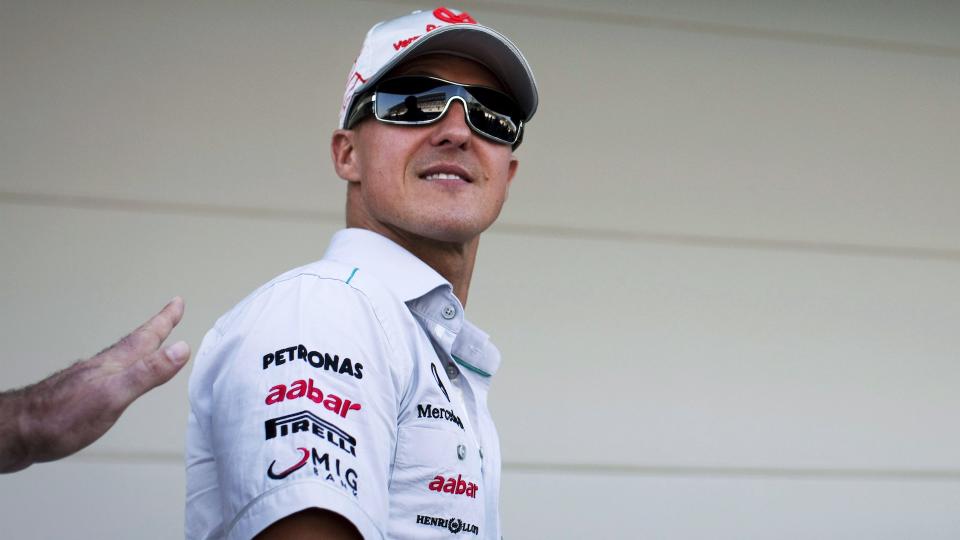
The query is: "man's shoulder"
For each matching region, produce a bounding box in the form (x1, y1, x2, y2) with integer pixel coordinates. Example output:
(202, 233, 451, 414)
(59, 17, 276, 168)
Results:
(210, 258, 411, 342)
(190, 258, 418, 401)
(211, 259, 351, 329)
(254, 259, 364, 305)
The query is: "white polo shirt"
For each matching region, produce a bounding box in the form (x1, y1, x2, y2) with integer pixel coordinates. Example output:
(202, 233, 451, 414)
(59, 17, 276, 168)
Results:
(185, 228, 503, 540)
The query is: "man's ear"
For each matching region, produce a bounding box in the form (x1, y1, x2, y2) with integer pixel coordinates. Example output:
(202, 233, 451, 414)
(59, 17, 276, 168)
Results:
(506, 156, 519, 187)
(331, 129, 361, 183)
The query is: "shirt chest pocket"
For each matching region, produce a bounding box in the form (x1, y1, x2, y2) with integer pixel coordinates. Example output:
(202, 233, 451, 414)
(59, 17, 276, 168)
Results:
(391, 424, 485, 517)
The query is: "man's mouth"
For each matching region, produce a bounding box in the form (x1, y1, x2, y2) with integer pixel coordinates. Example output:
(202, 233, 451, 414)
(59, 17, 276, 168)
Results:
(418, 165, 473, 183)
(423, 172, 466, 181)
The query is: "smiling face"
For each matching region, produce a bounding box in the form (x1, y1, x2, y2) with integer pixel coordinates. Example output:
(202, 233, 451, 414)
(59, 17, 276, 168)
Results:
(332, 54, 520, 248)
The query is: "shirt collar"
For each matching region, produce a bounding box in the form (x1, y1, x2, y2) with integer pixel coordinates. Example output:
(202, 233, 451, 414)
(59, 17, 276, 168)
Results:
(452, 318, 501, 378)
(322, 228, 501, 378)
(322, 228, 449, 302)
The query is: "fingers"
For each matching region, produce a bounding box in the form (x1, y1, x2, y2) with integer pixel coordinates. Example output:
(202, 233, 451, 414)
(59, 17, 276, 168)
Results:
(137, 296, 186, 351)
(1, 298, 192, 471)
(165, 340, 191, 365)
(104, 297, 185, 362)
(103, 298, 190, 404)
(113, 342, 192, 409)
(114, 296, 190, 396)
(20, 338, 190, 467)
(143, 340, 192, 390)
(125, 341, 190, 396)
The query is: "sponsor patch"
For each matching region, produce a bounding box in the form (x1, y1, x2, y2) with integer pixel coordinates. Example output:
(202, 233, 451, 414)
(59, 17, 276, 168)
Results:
(265, 410, 357, 456)
(427, 474, 478, 499)
(416, 403, 464, 430)
(262, 345, 363, 380)
(267, 446, 358, 497)
(416, 514, 479, 535)
(265, 378, 361, 418)
(430, 362, 450, 402)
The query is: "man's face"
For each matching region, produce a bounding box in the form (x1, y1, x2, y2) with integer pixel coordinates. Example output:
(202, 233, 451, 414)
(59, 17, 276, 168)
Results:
(334, 54, 519, 246)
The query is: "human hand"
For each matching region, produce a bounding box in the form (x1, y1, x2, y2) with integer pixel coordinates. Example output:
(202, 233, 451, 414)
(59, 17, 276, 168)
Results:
(0, 297, 191, 473)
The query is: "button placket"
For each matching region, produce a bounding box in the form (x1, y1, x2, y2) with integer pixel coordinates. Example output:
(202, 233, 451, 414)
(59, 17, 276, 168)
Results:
(436, 354, 482, 480)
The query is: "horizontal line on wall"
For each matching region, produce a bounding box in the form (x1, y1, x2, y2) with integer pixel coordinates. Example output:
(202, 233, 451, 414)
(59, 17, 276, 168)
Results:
(373, 0, 960, 59)
(72, 450, 184, 465)
(70, 450, 960, 482)
(0, 190, 344, 224)
(3, 190, 959, 262)
(505, 462, 960, 482)
(492, 222, 960, 262)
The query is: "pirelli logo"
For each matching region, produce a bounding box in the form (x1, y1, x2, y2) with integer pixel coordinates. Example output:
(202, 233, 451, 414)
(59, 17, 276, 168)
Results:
(264, 410, 357, 456)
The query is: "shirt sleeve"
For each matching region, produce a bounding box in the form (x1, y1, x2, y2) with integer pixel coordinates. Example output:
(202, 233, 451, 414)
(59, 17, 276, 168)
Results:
(187, 274, 401, 540)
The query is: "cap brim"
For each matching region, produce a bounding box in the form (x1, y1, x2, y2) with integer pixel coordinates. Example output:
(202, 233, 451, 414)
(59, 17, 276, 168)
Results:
(349, 25, 538, 125)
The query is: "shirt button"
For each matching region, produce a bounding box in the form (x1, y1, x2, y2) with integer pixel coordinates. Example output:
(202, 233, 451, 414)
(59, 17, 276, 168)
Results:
(441, 304, 457, 320)
(457, 444, 467, 460)
(445, 363, 458, 378)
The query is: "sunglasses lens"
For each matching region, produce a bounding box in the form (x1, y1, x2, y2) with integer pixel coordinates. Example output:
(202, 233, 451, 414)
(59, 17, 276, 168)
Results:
(465, 87, 521, 143)
(375, 77, 447, 122)
(374, 77, 522, 144)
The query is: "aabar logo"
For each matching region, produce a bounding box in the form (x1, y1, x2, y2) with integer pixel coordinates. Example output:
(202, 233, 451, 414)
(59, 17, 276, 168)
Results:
(262, 344, 363, 380)
(416, 514, 479, 535)
(264, 410, 357, 456)
(264, 378, 361, 418)
(427, 474, 478, 498)
(267, 447, 359, 497)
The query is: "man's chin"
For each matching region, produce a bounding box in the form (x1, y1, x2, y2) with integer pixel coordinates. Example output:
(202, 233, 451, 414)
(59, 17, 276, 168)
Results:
(406, 220, 491, 246)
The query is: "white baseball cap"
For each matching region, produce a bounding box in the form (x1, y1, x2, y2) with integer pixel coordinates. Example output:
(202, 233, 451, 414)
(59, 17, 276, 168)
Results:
(338, 6, 538, 129)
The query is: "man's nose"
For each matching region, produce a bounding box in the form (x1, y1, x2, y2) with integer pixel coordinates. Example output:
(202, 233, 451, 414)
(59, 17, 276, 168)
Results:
(429, 99, 472, 148)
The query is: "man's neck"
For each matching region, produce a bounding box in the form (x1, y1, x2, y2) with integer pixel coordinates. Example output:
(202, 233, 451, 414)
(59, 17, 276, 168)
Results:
(397, 234, 478, 308)
(348, 222, 479, 307)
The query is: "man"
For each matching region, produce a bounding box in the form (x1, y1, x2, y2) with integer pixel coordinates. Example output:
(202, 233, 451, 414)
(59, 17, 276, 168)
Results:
(185, 7, 537, 539)
(0, 297, 190, 473)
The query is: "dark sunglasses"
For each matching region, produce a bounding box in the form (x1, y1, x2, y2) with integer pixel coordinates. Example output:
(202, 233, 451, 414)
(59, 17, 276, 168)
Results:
(345, 76, 526, 146)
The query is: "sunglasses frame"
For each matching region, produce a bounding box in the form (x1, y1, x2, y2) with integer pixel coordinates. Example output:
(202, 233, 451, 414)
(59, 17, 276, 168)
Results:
(345, 76, 525, 147)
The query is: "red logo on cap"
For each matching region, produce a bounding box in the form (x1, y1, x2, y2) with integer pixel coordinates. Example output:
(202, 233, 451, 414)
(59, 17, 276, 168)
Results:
(342, 70, 367, 113)
(392, 8, 477, 52)
(394, 35, 422, 51)
(433, 7, 476, 24)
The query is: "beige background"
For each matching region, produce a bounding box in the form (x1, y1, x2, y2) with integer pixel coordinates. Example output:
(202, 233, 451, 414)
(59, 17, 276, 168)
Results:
(2, 0, 959, 538)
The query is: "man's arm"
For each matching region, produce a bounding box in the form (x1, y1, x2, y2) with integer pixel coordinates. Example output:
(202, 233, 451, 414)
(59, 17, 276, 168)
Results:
(255, 509, 362, 540)
(0, 297, 191, 473)
(186, 275, 395, 539)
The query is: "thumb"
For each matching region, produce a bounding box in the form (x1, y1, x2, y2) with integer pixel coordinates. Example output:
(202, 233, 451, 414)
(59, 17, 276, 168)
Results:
(164, 340, 191, 368)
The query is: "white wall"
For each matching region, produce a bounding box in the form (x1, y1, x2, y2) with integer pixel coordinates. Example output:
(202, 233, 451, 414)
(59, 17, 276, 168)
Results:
(2, 1, 959, 538)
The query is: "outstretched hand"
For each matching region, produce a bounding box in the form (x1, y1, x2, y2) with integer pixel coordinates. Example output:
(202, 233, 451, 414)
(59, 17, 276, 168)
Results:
(0, 297, 191, 473)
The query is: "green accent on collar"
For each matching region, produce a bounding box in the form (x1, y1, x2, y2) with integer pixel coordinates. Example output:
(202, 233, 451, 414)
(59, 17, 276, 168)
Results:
(346, 267, 359, 284)
(452, 354, 491, 377)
